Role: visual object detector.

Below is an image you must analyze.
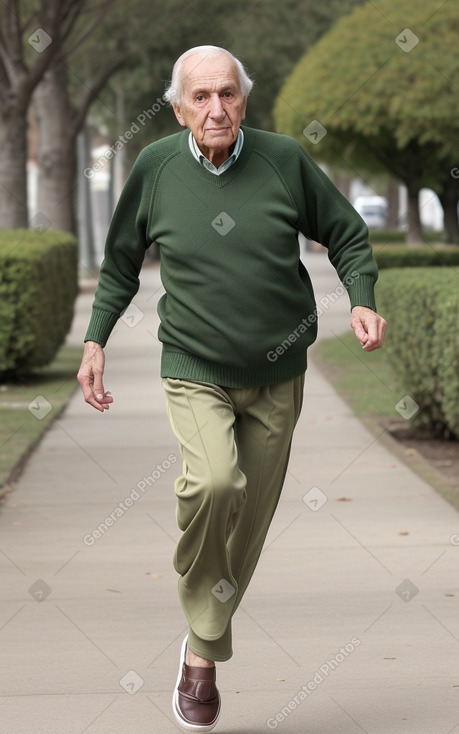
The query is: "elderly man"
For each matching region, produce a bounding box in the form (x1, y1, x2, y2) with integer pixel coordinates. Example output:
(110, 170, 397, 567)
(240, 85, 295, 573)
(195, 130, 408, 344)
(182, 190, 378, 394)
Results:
(78, 45, 386, 731)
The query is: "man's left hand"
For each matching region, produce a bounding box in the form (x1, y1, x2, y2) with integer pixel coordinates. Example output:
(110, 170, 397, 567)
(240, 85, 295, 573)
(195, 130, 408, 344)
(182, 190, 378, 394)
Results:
(351, 306, 387, 351)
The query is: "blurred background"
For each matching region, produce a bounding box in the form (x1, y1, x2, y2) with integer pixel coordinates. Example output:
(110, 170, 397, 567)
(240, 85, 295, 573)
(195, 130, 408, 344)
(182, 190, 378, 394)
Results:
(1, 0, 456, 265)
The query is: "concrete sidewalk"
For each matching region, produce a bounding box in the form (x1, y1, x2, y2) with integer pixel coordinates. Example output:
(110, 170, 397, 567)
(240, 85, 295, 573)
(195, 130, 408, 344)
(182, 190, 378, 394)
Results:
(1, 252, 458, 734)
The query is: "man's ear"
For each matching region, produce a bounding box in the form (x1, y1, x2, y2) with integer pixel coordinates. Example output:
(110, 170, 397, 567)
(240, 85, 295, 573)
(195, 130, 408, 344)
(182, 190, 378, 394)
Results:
(242, 96, 248, 121)
(172, 103, 186, 127)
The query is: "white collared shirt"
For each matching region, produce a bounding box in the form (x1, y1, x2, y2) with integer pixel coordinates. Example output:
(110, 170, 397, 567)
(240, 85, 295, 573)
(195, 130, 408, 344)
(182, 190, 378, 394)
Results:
(188, 129, 244, 175)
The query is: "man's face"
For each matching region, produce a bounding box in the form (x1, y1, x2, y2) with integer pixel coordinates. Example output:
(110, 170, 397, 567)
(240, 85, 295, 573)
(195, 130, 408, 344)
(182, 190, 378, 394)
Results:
(172, 53, 247, 157)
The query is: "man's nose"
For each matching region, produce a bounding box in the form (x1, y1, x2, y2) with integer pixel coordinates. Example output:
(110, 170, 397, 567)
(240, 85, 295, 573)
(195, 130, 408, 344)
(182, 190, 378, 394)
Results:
(209, 94, 225, 119)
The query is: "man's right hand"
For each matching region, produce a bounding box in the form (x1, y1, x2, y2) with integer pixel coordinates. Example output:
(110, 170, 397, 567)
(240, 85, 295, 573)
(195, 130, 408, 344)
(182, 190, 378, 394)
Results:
(77, 340, 114, 412)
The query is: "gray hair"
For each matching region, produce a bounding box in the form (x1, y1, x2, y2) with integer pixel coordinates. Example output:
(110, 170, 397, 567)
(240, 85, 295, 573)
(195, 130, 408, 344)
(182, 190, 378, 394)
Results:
(164, 45, 253, 105)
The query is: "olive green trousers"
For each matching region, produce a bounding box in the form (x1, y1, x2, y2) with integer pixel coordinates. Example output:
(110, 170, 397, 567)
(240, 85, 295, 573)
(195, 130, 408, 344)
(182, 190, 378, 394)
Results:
(162, 374, 304, 662)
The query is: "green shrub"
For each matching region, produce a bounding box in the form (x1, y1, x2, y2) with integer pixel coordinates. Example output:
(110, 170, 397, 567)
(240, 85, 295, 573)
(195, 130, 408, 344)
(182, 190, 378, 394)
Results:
(369, 230, 406, 243)
(431, 289, 459, 435)
(0, 229, 78, 378)
(373, 244, 459, 269)
(369, 230, 445, 244)
(376, 268, 459, 438)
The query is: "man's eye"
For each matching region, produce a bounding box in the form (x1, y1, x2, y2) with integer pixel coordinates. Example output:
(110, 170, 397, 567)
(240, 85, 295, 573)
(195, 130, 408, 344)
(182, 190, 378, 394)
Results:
(196, 95, 205, 102)
(223, 92, 232, 98)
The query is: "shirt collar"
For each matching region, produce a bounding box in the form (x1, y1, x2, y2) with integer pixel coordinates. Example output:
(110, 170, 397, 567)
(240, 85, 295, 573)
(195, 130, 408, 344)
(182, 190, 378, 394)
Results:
(188, 128, 244, 175)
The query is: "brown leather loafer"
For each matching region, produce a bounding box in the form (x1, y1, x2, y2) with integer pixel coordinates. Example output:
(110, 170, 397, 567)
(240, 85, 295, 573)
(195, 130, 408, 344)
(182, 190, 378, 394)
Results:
(172, 635, 221, 732)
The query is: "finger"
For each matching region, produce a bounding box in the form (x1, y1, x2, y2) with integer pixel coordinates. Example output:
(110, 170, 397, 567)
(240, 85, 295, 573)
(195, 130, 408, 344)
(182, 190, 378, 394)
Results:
(90, 391, 113, 411)
(99, 394, 114, 406)
(78, 375, 112, 412)
(78, 374, 97, 404)
(363, 318, 386, 351)
(79, 383, 106, 411)
(92, 373, 106, 402)
(363, 319, 379, 348)
(351, 317, 369, 345)
(362, 327, 380, 350)
(87, 396, 107, 412)
(87, 394, 113, 411)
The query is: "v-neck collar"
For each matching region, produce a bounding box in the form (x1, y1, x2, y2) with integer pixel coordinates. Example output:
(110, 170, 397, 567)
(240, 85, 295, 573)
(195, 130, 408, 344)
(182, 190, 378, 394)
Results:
(178, 126, 253, 187)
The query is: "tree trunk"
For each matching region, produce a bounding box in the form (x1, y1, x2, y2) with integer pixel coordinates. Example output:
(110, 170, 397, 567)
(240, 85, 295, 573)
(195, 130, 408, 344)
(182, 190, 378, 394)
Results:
(406, 187, 424, 244)
(386, 177, 400, 229)
(438, 181, 459, 244)
(333, 172, 351, 200)
(33, 59, 77, 234)
(77, 127, 97, 274)
(0, 104, 29, 228)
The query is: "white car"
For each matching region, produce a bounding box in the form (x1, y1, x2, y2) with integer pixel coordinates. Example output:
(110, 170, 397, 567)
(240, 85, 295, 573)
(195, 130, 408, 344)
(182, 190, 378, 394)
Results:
(353, 196, 388, 229)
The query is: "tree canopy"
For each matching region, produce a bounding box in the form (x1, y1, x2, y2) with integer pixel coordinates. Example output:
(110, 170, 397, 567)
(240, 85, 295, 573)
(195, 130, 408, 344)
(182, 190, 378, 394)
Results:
(274, 0, 459, 241)
(0, 0, 368, 229)
(91, 0, 367, 165)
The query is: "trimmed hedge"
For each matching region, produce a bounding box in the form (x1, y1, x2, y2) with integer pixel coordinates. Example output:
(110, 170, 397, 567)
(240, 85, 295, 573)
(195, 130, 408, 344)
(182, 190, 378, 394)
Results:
(373, 245, 459, 270)
(0, 229, 78, 378)
(369, 230, 406, 243)
(369, 230, 446, 244)
(376, 268, 459, 438)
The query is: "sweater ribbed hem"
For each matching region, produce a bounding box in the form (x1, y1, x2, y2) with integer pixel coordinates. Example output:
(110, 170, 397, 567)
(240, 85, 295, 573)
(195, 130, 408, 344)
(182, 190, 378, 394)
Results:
(84, 307, 120, 347)
(346, 274, 377, 312)
(161, 348, 308, 388)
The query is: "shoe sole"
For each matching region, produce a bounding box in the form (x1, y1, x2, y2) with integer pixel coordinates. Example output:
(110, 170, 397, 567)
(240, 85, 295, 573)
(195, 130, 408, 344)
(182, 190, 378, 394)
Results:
(172, 635, 221, 732)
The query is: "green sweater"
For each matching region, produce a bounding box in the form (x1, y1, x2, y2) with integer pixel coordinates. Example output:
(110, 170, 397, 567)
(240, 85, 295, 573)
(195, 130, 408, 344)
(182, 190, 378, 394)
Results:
(85, 125, 378, 388)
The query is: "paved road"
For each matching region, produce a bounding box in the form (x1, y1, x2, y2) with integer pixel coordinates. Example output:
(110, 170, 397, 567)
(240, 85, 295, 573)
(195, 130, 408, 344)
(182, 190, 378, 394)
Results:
(1, 252, 458, 734)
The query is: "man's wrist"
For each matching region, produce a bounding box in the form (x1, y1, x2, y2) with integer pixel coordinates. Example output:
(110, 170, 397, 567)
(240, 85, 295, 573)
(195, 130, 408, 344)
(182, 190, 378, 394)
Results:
(84, 339, 104, 352)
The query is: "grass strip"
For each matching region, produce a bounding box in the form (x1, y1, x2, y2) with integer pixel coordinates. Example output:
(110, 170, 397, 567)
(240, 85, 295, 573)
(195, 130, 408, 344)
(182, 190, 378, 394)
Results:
(311, 333, 459, 510)
(0, 344, 81, 495)
(311, 331, 399, 417)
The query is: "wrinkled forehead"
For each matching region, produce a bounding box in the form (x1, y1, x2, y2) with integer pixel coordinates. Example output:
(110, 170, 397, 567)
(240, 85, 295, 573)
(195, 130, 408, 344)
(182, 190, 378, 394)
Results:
(181, 53, 241, 96)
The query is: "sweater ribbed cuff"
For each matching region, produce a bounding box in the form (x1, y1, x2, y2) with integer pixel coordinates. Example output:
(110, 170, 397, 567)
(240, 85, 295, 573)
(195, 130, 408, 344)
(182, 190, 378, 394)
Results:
(84, 307, 120, 347)
(346, 274, 377, 312)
